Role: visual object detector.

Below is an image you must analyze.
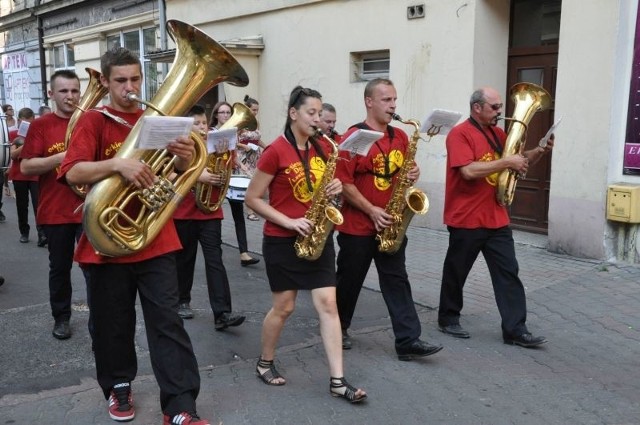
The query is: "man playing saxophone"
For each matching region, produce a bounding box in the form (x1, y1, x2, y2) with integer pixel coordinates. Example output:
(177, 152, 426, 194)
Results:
(438, 86, 552, 348)
(58, 48, 210, 425)
(335, 78, 442, 360)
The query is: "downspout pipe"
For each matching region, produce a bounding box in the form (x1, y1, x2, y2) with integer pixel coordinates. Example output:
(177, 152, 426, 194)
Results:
(158, 0, 168, 77)
(35, 0, 47, 105)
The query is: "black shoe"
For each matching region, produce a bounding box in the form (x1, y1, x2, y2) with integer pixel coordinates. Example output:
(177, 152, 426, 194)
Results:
(241, 257, 260, 267)
(396, 339, 443, 361)
(342, 329, 352, 350)
(177, 302, 194, 319)
(37, 234, 48, 247)
(0, 275, 4, 287)
(215, 312, 246, 331)
(19, 234, 29, 243)
(52, 321, 71, 340)
(438, 323, 470, 339)
(0, 210, 5, 223)
(503, 332, 547, 348)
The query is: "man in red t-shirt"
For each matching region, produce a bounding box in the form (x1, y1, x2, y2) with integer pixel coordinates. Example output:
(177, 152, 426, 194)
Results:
(335, 78, 442, 361)
(439, 86, 552, 348)
(58, 47, 208, 425)
(21, 70, 84, 341)
(8, 107, 41, 244)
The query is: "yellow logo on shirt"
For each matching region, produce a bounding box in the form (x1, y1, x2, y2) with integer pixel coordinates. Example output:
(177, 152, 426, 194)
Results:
(482, 151, 501, 186)
(285, 156, 326, 203)
(105, 141, 123, 157)
(373, 149, 404, 191)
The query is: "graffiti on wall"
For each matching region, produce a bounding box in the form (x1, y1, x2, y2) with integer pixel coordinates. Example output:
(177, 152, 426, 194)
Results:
(624, 3, 640, 174)
(2, 52, 30, 110)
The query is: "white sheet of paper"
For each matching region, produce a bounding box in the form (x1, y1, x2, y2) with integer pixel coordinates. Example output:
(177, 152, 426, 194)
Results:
(339, 129, 384, 157)
(539, 116, 563, 148)
(420, 109, 463, 135)
(17, 121, 30, 137)
(207, 127, 237, 153)
(136, 116, 194, 150)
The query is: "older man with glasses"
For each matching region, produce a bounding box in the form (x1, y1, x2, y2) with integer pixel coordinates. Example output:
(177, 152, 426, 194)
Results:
(437, 86, 552, 348)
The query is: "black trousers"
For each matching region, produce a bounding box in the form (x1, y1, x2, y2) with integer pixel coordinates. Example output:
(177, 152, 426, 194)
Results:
(336, 233, 421, 349)
(174, 218, 233, 319)
(85, 254, 200, 416)
(42, 223, 83, 322)
(438, 226, 528, 338)
(12, 180, 40, 236)
(229, 200, 248, 253)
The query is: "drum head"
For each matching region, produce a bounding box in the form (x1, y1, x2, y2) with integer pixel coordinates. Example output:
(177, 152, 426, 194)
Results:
(0, 116, 9, 169)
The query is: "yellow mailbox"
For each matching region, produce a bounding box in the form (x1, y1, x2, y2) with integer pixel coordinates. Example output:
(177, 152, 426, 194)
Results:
(607, 183, 640, 223)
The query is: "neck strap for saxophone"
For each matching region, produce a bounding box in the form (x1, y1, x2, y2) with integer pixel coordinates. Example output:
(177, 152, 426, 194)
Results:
(98, 108, 134, 129)
(350, 122, 399, 181)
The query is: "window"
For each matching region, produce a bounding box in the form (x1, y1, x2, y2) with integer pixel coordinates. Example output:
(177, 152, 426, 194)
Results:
(351, 50, 390, 82)
(53, 42, 75, 70)
(106, 27, 163, 100)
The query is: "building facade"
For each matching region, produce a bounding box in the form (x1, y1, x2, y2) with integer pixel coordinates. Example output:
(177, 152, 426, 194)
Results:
(1, 0, 638, 263)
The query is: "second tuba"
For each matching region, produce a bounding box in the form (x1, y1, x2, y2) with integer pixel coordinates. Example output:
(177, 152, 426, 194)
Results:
(195, 102, 257, 213)
(82, 20, 249, 257)
(495, 82, 552, 206)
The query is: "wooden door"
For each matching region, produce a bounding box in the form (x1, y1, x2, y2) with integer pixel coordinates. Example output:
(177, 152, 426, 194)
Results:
(506, 46, 557, 233)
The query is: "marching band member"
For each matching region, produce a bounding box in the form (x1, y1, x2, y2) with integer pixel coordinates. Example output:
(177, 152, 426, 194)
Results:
(244, 85, 366, 403)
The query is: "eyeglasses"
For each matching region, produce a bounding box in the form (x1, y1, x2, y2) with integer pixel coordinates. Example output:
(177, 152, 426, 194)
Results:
(486, 103, 503, 111)
(217, 110, 232, 115)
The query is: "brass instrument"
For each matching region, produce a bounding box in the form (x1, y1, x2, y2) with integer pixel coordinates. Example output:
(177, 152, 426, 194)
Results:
(375, 114, 429, 254)
(65, 68, 109, 198)
(195, 102, 257, 213)
(496, 82, 552, 206)
(83, 20, 249, 257)
(294, 129, 343, 261)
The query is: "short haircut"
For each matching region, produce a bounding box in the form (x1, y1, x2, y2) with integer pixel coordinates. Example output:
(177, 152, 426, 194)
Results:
(470, 89, 486, 107)
(50, 69, 80, 90)
(187, 104, 206, 117)
(17, 107, 34, 120)
(100, 47, 141, 79)
(364, 78, 393, 98)
(322, 103, 336, 113)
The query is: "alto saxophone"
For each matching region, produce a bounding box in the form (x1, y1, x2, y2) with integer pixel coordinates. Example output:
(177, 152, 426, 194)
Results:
(294, 129, 343, 261)
(375, 114, 429, 254)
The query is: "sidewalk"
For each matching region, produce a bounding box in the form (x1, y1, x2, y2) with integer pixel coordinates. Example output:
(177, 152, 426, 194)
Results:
(0, 198, 639, 424)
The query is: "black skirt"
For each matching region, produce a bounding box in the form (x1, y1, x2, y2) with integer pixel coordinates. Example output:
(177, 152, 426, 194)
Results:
(262, 235, 336, 291)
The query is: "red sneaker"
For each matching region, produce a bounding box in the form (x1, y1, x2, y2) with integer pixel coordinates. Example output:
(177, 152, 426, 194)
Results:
(108, 382, 135, 422)
(163, 412, 210, 425)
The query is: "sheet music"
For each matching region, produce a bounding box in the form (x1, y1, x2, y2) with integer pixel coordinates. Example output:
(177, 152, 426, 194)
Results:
(338, 129, 384, 157)
(539, 116, 563, 148)
(420, 109, 463, 135)
(136, 116, 194, 149)
(17, 121, 30, 137)
(207, 127, 237, 153)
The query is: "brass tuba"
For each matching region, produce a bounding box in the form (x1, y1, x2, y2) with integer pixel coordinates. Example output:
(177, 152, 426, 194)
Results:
(65, 67, 109, 198)
(195, 102, 257, 213)
(495, 82, 552, 206)
(83, 20, 249, 257)
(294, 128, 343, 260)
(375, 114, 429, 254)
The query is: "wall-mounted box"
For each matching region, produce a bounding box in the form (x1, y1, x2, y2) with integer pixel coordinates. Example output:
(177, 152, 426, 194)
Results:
(607, 183, 640, 223)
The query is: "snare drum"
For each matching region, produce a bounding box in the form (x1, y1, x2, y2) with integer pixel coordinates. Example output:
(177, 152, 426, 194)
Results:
(0, 116, 9, 170)
(226, 175, 251, 202)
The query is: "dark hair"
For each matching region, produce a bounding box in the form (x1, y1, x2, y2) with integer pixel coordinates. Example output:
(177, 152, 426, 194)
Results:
(100, 47, 141, 79)
(285, 85, 322, 128)
(50, 69, 80, 90)
(17, 107, 34, 120)
(1, 104, 12, 113)
(187, 104, 206, 117)
(364, 78, 394, 98)
(38, 105, 51, 115)
(322, 103, 336, 113)
(210, 101, 232, 127)
(243, 95, 259, 108)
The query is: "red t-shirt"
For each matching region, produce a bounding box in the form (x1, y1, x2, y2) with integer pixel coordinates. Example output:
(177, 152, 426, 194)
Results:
(58, 106, 183, 264)
(20, 113, 83, 224)
(335, 125, 409, 236)
(257, 134, 332, 237)
(173, 189, 224, 220)
(8, 129, 38, 182)
(443, 119, 510, 229)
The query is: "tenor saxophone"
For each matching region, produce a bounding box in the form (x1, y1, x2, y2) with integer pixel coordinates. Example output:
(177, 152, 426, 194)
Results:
(375, 114, 429, 254)
(293, 129, 343, 261)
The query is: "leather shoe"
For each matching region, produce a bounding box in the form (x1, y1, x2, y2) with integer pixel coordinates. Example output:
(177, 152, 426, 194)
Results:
(19, 234, 29, 243)
(215, 312, 246, 331)
(177, 302, 194, 319)
(503, 332, 547, 348)
(52, 321, 71, 340)
(342, 329, 352, 350)
(241, 257, 260, 267)
(438, 323, 470, 339)
(396, 339, 443, 361)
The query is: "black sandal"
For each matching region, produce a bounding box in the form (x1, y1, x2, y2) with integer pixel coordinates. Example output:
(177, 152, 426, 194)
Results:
(330, 377, 367, 403)
(256, 358, 286, 386)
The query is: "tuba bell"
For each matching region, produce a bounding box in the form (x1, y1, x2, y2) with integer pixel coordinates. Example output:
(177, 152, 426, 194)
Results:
(495, 82, 552, 206)
(83, 20, 249, 257)
(65, 67, 109, 198)
(195, 102, 257, 213)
